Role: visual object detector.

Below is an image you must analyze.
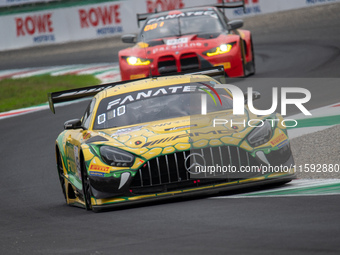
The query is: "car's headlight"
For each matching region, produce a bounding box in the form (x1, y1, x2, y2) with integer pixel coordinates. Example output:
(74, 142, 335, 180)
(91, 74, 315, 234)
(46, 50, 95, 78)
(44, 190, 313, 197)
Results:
(247, 120, 272, 147)
(126, 56, 151, 66)
(203, 43, 235, 57)
(100, 146, 135, 167)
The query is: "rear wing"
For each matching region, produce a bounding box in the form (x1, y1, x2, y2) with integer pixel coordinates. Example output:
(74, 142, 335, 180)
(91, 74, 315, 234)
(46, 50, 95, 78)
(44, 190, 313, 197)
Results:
(137, 0, 245, 27)
(216, 0, 245, 9)
(137, 13, 153, 27)
(48, 66, 225, 114)
(48, 80, 130, 114)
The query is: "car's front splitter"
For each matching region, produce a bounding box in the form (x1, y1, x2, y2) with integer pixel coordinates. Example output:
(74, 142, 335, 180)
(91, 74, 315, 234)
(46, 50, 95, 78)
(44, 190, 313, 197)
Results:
(91, 170, 296, 211)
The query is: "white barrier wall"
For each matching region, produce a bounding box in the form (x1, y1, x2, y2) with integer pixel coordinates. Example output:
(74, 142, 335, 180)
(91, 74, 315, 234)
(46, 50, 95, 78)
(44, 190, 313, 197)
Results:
(0, 0, 54, 7)
(0, 0, 339, 51)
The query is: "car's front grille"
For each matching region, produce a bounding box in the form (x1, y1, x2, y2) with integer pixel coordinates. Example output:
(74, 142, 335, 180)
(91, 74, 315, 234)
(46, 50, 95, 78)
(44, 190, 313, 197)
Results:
(158, 55, 177, 74)
(180, 53, 199, 71)
(157, 53, 200, 75)
(130, 146, 261, 194)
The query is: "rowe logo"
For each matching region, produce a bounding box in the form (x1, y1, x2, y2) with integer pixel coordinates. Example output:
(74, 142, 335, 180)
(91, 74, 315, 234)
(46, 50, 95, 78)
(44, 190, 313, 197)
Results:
(15, 13, 53, 36)
(78, 4, 121, 28)
(201, 84, 311, 116)
(146, 0, 185, 12)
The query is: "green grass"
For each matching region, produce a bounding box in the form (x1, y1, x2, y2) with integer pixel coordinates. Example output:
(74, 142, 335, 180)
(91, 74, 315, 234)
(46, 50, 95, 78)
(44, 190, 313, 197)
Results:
(0, 74, 100, 112)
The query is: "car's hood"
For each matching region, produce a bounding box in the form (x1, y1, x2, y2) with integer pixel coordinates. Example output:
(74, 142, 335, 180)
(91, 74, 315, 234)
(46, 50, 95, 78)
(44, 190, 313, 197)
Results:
(90, 110, 256, 159)
(146, 33, 221, 47)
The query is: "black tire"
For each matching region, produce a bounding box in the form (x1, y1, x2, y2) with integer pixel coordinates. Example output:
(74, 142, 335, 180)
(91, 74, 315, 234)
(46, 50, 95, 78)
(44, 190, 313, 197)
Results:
(240, 39, 247, 77)
(248, 36, 256, 76)
(241, 37, 256, 77)
(81, 157, 92, 210)
(56, 151, 67, 201)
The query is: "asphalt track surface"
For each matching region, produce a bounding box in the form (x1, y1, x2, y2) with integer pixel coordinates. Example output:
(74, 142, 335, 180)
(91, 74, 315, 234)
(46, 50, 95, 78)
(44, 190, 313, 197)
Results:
(1, 4, 340, 255)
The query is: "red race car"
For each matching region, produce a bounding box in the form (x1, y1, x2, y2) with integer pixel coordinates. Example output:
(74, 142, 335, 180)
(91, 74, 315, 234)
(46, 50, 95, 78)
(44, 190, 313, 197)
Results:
(119, 1, 255, 81)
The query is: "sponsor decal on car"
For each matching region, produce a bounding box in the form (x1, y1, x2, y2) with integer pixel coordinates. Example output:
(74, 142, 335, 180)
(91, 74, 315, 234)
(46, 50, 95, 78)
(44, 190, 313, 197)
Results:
(142, 129, 235, 147)
(146, 10, 218, 24)
(166, 37, 189, 45)
(164, 124, 197, 131)
(111, 125, 146, 136)
(106, 85, 195, 111)
(90, 164, 110, 173)
(74, 146, 81, 178)
(270, 133, 287, 147)
(152, 42, 203, 54)
(276, 140, 289, 149)
(152, 119, 189, 127)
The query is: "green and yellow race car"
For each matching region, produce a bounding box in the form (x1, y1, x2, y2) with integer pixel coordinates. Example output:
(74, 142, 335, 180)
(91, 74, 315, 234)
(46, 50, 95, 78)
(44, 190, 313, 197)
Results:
(49, 68, 295, 212)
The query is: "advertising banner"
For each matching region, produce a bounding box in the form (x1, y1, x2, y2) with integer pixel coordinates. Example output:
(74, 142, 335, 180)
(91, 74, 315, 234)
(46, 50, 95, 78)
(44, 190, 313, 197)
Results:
(0, 0, 339, 51)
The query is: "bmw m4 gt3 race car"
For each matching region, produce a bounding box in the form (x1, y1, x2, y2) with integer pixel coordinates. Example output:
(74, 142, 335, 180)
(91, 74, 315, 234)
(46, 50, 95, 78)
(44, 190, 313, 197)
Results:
(49, 68, 294, 212)
(119, 0, 255, 81)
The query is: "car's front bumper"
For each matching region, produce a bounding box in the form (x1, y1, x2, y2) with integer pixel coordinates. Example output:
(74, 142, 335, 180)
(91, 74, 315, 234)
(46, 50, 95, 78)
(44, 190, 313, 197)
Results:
(91, 170, 296, 211)
(119, 47, 244, 81)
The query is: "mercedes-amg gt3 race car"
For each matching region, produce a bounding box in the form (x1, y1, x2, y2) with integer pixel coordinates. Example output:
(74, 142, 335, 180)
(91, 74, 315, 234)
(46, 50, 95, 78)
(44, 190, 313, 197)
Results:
(119, 1, 255, 81)
(49, 68, 295, 212)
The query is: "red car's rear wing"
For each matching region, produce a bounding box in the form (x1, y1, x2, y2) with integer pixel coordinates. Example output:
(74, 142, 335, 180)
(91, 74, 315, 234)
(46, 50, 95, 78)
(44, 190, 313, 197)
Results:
(137, 0, 245, 27)
(216, 0, 245, 9)
(48, 66, 225, 114)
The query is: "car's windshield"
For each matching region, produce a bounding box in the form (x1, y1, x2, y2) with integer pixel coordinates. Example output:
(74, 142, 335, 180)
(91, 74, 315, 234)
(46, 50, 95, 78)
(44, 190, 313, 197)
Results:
(93, 82, 233, 130)
(139, 10, 223, 42)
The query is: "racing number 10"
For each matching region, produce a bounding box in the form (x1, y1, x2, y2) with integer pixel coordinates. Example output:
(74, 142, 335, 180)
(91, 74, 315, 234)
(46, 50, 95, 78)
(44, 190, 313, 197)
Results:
(98, 105, 126, 125)
(109, 105, 126, 119)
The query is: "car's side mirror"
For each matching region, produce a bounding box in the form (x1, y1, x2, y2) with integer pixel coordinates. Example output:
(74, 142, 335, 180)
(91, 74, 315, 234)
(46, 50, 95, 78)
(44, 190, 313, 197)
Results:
(64, 119, 83, 130)
(245, 91, 261, 103)
(122, 34, 137, 43)
(228, 20, 244, 30)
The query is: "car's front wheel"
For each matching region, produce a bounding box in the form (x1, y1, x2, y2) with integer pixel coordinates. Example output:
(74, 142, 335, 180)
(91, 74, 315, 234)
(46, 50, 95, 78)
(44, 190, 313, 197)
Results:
(81, 157, 93, 210)
(247, 36, 256, 76)
(240, 37, 256, 77)
(56, 150, 66, 201)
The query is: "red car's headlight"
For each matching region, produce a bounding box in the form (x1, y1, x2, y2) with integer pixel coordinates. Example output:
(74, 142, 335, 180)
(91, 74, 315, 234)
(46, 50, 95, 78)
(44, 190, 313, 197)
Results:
(124, 56, 152, 66)
(203, 42, 236, 57)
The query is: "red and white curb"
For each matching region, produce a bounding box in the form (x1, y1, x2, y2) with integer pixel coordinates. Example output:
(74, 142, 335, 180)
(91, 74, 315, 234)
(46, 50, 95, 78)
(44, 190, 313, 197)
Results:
(0, 99, 91, 120)
(0, 63, 121, 120)
(0, 106, 48, 119)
